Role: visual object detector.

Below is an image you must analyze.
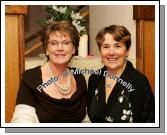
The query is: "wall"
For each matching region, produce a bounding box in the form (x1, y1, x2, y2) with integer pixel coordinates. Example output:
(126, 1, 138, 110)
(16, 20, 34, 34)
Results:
(24, 6, 46, 57)
(25, 5, 46, 35)
(89, 5, 136, 66)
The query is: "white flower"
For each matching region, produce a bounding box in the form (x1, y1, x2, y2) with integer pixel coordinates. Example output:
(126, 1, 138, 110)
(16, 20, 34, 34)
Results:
(77, 25, 85, 33)
(71, 11, 83, 20)
(52, 6, 67, 13)
(52, 5, 58, 11)
(72, 20, 85, 33)
(44, 5, 87, 35)
(58, 6, 67, 13)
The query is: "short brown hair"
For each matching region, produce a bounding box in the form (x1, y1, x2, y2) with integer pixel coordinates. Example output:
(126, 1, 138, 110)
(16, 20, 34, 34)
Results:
(96, 25, 131, 50)
(42, 20, 80, 52)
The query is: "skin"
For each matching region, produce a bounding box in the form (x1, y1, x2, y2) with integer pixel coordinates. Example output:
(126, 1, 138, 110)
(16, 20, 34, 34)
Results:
(41, 31, 76, 99)
(100, 33, 130, 76)
(46, 31, 75, 70)
(100, 33, 130, 103)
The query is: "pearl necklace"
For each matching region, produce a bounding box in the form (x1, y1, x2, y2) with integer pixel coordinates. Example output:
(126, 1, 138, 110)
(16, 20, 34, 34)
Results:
(46, 63, 71, 95)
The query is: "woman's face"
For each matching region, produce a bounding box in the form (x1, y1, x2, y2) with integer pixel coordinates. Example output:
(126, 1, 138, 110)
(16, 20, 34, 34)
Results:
(46, 31, 75, 65)
(100, 33, 129, 74)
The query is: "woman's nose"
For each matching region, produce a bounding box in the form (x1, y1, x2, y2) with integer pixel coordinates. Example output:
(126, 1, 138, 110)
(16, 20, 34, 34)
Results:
(109, 46, 115, 55)
(57, 43, 63, 50)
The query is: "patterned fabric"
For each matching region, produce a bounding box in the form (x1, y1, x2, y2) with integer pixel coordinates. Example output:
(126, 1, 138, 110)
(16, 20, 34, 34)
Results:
(87, 61, 155, 123)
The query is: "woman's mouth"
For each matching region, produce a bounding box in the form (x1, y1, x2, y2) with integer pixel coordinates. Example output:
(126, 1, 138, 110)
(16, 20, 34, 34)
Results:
(107, 57, 118, 62)
(55, 54, 66, 57)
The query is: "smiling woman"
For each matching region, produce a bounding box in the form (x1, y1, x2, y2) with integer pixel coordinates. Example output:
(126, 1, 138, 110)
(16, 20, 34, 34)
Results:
(87, 25, 155, 123)
(11, 21, 87, 123)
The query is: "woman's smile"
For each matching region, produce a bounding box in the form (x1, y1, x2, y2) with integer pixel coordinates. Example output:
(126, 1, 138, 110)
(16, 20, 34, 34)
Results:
(106, 56, 119, 62)
(100, 33, 129, 74)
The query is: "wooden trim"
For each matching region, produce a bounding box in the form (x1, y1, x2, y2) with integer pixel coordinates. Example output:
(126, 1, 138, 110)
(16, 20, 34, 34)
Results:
(133, 5, 155, 20)
(5, 5, 28, 15)
(18, 15, 25, 76)
(5, 6, 27, 122)
(80, 10, 89, 17)
(136, 20, 144, 72)
(25, 41, 42, 56)
(25, 30, 41, 43)
(5, 15, 20, 122)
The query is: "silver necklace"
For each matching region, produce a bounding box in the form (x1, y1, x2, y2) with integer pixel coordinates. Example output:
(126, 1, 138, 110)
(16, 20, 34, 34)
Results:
(46, 63, 71, 95)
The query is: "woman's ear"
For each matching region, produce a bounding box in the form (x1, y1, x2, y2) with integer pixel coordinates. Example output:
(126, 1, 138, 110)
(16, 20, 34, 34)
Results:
(46, 50, 49, 56)
(72, 48, 75, 54)
(126, 48, 130, 58)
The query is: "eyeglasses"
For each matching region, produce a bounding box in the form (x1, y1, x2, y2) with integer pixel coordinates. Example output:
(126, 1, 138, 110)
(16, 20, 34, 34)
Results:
(48, 40, 73, 48)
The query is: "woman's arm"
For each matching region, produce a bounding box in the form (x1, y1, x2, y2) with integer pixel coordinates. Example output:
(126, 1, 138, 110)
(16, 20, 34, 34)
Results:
(11, 104, 39, 123)
(11, 71, 39, 123)
(141, 78, 155, 123)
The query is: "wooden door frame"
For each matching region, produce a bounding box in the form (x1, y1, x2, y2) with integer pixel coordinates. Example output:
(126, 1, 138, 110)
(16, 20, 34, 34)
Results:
(5, 5, 27, 122)
(133, 5, 155, 93)
(133, 5, 155, 71)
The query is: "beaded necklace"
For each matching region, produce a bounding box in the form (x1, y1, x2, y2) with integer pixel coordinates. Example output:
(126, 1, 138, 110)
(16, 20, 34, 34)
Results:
(46, 63, 71, 95)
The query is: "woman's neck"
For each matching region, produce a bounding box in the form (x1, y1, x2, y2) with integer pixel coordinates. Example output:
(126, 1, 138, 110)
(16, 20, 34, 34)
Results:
(48, 61, 68, 76)
(107, 61, 126, 78)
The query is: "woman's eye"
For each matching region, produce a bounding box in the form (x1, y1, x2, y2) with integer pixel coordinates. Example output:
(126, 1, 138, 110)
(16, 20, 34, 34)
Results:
(116, 45, 121, 48)
(102, 45, 110, 48)
(63, 42, 71, 45)
(115, 44, 121, 48)
(62, 41, 72, 46)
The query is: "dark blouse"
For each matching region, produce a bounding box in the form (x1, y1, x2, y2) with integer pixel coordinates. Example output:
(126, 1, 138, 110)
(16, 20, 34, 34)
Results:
(16, 66, 87, 123)
(87, 61, 155, 123)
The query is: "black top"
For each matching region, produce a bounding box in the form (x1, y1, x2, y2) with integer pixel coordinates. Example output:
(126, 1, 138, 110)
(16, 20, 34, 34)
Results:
(16, 66, 87, 123)
(87, 61, 155, 123)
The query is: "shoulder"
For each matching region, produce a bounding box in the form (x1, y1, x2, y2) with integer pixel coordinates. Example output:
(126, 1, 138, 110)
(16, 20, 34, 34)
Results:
(88, 67, 105, 89)
(69, 67, 87, 84)
(22, 66, 41, 77)
(88, 67, 105, 81)
(127, 62, 149, 85)
(21, 66, 41, 85)
(125, 61, 152, 93)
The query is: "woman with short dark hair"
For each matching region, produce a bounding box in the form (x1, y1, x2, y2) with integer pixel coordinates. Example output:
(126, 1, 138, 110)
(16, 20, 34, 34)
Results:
(87, 25, 155, 123)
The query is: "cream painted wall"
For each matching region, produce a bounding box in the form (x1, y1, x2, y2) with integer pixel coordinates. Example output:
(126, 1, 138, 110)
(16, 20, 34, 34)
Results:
(89, 5, 136, 66)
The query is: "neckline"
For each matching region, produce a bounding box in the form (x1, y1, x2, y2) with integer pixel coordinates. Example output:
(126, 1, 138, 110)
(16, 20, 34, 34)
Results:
(38, 66, 82, 102)
(102, 61, 131, 105)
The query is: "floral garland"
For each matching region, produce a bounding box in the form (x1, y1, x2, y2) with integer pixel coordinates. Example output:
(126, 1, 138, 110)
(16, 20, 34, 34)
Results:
(37, 5, 87, 36)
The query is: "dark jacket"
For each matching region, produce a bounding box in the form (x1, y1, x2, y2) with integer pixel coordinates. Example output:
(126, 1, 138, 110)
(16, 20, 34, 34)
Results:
(87, 61, 155, 123)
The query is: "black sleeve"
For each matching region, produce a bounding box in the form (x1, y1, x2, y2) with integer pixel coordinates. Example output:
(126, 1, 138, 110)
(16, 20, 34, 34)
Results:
(87, 75, 99, 112)
(16, 72, 36, 107)
(141, 77, 155, 123)
(87, 75, 94, 110)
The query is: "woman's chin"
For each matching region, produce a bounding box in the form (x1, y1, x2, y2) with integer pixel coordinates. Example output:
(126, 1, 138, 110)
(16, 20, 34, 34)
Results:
(105, 64, 119, 71)
(51, 60, 69, 65)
